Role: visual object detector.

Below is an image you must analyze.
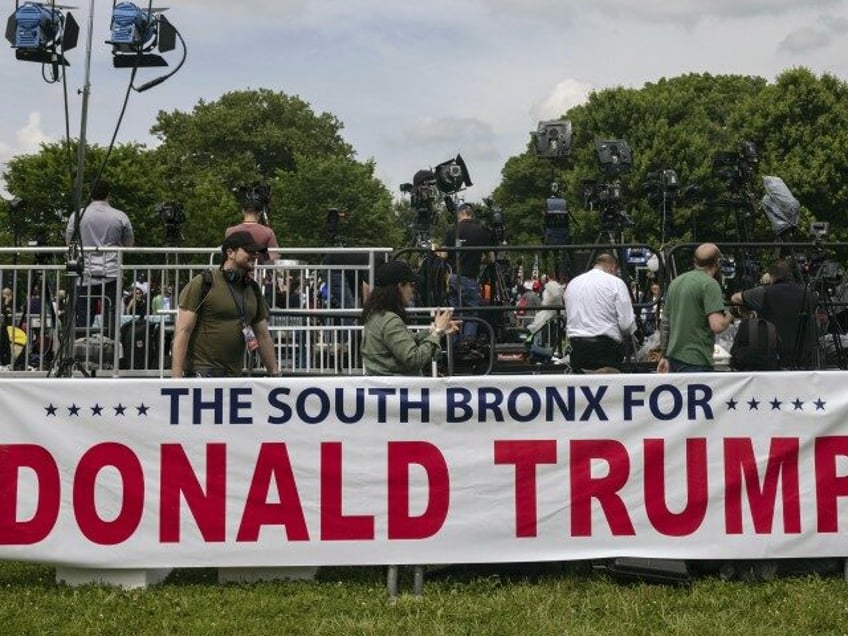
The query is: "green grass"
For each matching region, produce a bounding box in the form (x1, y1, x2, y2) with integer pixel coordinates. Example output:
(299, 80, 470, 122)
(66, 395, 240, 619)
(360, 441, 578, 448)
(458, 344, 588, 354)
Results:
(1, 561, 848, 635)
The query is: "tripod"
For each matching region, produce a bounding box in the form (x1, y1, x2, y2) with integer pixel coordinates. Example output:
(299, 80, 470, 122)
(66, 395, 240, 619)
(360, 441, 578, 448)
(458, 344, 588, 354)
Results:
(812, 278, 847, 369)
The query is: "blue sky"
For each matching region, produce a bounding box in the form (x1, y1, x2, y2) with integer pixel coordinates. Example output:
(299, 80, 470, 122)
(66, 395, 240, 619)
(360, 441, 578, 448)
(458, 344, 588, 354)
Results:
(2, 0, 847, 204)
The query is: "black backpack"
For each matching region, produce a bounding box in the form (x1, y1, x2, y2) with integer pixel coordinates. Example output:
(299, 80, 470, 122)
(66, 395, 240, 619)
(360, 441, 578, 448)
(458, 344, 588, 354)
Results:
(730, 317, 781, 371)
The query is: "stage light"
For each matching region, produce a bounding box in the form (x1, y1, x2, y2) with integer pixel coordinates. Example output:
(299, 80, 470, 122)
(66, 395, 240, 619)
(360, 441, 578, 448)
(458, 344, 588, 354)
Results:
(107, 1, 176, 68)
(5, 1, 79, 66)
(433, 154, 472, 195)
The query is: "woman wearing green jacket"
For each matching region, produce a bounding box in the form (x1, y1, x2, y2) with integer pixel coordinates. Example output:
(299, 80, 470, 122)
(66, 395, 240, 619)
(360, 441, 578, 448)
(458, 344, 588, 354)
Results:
(361, 260, 459, 375)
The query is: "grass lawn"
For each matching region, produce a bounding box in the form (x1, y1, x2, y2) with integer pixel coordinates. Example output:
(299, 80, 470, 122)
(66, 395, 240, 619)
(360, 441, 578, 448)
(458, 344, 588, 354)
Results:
(1, 561, 848, 635)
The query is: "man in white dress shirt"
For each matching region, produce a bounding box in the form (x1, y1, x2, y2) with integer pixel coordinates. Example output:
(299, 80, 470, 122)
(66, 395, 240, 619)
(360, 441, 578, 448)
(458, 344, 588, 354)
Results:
(564, 252, 636, 372)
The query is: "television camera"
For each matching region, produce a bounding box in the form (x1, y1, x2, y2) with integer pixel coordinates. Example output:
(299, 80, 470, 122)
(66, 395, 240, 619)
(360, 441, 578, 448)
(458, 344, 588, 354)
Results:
(531, 120, 572, 159)
(400, 169, 439, 243)
(643, 168, 681, 242)
(156, 200, 184, 246)
(712, 140, 760, 233)
(326, 207, 348, 247)
(798, 222, 842, 288)
(400, 154, 473, 247)
(481, 197, 506, 245)
(582, 139, 634, 241)
(236, 183, 271, 224)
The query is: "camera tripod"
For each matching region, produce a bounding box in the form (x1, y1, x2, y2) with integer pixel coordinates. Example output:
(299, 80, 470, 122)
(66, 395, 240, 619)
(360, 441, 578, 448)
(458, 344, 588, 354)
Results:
(810, 278, 847, 369)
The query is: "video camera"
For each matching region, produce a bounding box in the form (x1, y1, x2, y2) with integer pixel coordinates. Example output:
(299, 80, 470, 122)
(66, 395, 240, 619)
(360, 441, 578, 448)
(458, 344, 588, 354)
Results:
(156, 201, 185, 245)
(236, 183, 272, 221)
(401, 169, 440, 240)
(713, 140, 758, 190)
(481, 197, 506, 244)
(326, 207, 347, 246)
(643, 169, 680, 202)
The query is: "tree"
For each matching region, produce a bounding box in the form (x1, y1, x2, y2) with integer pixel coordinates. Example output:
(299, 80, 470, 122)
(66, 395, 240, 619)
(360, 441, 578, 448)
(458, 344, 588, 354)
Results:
(494, 73, 774, 247)
(2, 141, 165, 253)
(272, 154, 402, 250)
(150, 88, 374, 248)
(724, 68, 848, 238)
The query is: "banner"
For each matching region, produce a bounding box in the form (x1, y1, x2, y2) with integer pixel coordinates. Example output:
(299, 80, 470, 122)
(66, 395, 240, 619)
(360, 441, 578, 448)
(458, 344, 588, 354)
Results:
(1, 373, 848, 568)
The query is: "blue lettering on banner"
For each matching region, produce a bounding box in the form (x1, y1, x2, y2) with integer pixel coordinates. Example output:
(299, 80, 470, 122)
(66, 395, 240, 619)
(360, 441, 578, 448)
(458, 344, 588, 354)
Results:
(160, 387, 254, 425)
(622, 384, 714, 422)
(445, 386, 610, 423)
(160, 383, 714, 426)
(265, 387, 431, 425)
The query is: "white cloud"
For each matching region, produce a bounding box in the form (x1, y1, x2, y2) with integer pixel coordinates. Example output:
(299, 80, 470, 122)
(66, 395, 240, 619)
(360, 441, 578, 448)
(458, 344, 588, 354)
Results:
(531, 79, 593, 121)
(0, 113, 51, 197)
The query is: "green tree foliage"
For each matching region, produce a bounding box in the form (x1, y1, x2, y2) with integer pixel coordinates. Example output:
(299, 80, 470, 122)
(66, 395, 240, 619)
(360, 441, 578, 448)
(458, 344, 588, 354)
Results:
(725, 67, 848, 237)
(150, 88, 392, 249)
(2, 141, 165, 251)
(271, 153, 402, 249)
(493, 72, 848, 249)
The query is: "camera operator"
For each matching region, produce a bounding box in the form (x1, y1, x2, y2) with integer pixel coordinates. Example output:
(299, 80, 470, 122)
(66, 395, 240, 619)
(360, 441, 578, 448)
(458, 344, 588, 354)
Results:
(442, 203, 491, 338)
(65, 179, 134, 338)
(730, 259, 819, 369)
(225, 193, 279, 265)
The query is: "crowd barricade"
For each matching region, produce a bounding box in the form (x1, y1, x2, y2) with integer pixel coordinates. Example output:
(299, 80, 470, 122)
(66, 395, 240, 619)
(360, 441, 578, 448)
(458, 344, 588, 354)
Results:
(5, 241, 848, 377)
(0, 246, 392, 377)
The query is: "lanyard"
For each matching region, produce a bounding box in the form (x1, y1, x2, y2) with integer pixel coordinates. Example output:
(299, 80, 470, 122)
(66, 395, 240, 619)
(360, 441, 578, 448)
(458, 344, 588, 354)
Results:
(225, 281, 247, 324)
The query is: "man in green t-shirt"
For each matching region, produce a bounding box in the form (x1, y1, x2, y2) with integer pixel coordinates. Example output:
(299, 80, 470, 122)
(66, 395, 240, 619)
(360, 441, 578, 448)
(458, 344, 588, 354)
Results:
(657, 243, 733, 373)
(171, 231, 280, 378)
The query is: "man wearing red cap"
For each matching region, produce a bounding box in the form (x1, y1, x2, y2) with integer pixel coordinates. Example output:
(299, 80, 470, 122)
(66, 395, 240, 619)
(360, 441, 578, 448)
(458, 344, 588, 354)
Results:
(171, 231, 280, 378)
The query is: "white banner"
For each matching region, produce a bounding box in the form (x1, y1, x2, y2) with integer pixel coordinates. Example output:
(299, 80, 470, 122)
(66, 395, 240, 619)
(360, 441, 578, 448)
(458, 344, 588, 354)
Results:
(1, 373, 848, 568)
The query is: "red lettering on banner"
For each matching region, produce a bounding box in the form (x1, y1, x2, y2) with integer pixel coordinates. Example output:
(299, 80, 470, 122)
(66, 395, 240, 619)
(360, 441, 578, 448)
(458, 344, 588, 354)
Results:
(570, 440, 635, 537)
(236, 442, 308, 541)
(724, 437, 801, 534)
(321, 442, 375, 540)
(494, 440, 557, 538)
(814, 436, 848, 532)
(387, 441, 450, 540)
(643, 438, 708, 536)
(0, 444, 60, 545)
(73, 443, 144, 545)
(160, 444, 227, 543)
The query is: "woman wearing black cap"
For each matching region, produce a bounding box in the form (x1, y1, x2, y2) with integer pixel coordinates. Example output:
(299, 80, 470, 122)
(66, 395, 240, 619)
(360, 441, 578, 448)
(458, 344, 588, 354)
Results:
(361, 260, 459, 375)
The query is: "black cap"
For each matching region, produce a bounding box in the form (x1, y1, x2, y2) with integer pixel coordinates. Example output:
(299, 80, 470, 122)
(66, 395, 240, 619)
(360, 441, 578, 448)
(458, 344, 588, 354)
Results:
(222, 231, 267, 253)
(375, 260, 417, 286)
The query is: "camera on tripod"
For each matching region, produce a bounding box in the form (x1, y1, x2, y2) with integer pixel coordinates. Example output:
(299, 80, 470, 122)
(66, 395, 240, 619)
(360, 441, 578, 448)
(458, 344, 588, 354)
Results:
(581, 139, 634, 236)
(713, 140, 758, 182)
(531, 120, 573, 158)
(478, 197, 507, 244)
(156, 201, 185, 246)
(236, 183, 272, 223)
(712, 140, 759, 210)
(326, 207, 348, 246)
(400, 169, 439, 239)
(643, 169, 680, 202)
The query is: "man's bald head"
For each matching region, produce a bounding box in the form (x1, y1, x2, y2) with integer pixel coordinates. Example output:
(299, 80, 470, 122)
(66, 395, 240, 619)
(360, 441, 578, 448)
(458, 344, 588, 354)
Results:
(694, 243, 722, 270)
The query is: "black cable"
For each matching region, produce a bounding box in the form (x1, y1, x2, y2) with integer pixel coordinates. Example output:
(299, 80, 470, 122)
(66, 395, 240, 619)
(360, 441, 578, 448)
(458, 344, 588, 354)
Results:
(134, 23, 187, 93)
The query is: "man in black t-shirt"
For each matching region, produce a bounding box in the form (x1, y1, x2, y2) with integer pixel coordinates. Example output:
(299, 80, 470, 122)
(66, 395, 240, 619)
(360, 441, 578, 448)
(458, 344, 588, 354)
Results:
(731, 259, 819, 369)
(442, 203, 491, 338)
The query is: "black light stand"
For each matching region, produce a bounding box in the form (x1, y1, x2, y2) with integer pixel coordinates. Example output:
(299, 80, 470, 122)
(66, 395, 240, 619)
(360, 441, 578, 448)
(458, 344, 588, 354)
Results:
(52, 0, 96, 378)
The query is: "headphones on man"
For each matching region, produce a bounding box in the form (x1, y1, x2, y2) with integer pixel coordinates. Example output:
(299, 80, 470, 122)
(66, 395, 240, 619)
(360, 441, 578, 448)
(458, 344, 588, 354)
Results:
(222, 268, 245, 285)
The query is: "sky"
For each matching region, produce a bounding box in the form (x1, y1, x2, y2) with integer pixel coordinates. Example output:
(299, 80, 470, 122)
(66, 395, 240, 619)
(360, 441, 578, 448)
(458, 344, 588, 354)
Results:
(2, 0, 848, 204)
